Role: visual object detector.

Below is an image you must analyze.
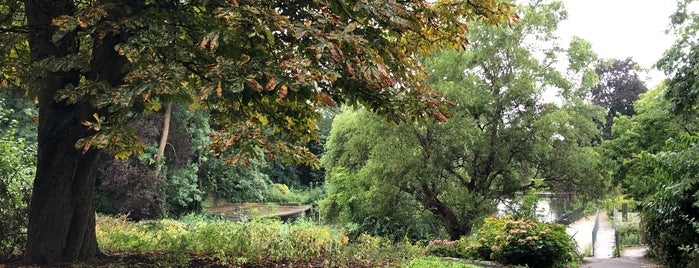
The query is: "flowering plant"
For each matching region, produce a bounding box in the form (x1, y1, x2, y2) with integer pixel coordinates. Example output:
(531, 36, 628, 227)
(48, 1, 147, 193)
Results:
(424, 238, 464, 258)
(471, 216, 580, 268)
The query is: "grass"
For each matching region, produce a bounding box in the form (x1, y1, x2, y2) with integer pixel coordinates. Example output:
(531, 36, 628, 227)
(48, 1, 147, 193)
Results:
(401, 257, 481, 268)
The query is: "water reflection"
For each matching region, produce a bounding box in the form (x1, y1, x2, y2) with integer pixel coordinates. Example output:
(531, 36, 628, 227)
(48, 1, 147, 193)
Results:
(497, 193, 573, 223)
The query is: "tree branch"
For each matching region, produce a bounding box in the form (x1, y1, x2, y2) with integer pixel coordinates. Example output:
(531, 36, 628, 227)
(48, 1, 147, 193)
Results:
(0, 26, 29, 34)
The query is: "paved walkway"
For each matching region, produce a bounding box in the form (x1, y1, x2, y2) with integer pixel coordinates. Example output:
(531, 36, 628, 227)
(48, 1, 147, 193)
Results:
(566, 211, 662, 267)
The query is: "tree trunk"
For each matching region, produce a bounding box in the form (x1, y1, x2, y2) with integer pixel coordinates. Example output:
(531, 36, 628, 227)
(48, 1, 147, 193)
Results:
(427, 198, 472, 240)
(24, 0, 99, 264)
(155, 102, 173, 174)
(24, 0, 130, 264)
(414, 185, 471, 240)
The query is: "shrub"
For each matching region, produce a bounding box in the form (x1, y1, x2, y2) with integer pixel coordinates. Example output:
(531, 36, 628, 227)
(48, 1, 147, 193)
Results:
(425, 239, 464, 258)
(0, 132, 35, 261)
(95, 157, 165, 220)
(265, 183, 296, 203)
(639, 139, 699, 267)
(467, 216, 580, 268)
(616, 224, 640, 248)
(340, 234, 423, 265)
(199, 154, 270, 203)
(320, 169, 447, 242)
(640, 180, 699, 267)
(164, 163, 203, 216)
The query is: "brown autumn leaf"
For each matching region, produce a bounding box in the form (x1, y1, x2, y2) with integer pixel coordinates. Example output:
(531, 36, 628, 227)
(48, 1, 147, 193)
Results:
(279, 84, 288, 100)
(265, 77, 277, 91)
(320, 93, 337, 107)
(246, 77, 263, 90)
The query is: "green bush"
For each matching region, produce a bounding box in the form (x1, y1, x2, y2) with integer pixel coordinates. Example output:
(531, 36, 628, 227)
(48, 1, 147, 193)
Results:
(616, 224, 640, 248)
(638, 138, 699, 267)
(199, 154, 270, 203)
(0, 131, 35, 261)
(340, 234, 423, 265)
(320, 169, 446, 242)
(640, 180, 699, 267)
(265, 183, 296, 203)
(466, 216, 580, 268)
(425, 239, 465, 258)
(164, 163, 202, 216)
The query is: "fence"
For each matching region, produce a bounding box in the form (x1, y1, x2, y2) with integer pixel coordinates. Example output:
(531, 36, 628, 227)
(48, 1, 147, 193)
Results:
(553, 206, 585, 225)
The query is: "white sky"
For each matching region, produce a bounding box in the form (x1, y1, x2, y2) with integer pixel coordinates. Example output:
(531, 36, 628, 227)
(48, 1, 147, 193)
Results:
(556, 0, 678, 88)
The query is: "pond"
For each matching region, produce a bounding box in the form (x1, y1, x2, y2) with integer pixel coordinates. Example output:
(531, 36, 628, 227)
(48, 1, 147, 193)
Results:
(206, 202, 312, 221)
(497, 192, 575, 223)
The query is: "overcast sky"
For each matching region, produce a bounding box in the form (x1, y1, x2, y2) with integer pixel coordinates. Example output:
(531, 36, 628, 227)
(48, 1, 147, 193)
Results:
(556, 0, 678, 88)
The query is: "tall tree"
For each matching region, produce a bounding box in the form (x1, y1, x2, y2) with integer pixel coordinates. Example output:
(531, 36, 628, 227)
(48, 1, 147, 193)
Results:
(599, 86, 685, 198)
(591, 58, 648, 139)
(322, 1, 606, 240)
(1, 0, 517, 264)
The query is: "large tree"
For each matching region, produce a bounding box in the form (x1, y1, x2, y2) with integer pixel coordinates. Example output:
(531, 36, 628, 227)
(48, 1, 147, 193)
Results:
(0, 0, 517, 264)
(591, 58, 648, 139)
(322, 1, 607, 240)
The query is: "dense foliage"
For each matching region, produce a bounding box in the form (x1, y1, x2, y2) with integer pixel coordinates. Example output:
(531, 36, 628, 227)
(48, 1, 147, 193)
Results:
(469, 217, 580, 268)
(424, 217, 580, 268)
(6, 0, 699, 266)
(600, 1, 699, 266)
(602, 85, 699, 267)
(591, 58, 648, 139)
(95, 214, 425, 267)
(0, 103, 35, 261)
(321, 0, 607, 241)
(1, 0, 519, 262)
(639, 136, 699, 267)
(95, 105, 209, 219)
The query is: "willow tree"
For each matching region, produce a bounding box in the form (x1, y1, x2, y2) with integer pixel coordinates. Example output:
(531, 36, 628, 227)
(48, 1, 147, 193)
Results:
(322, 0, 606, 240)
(0, 0, 518, 264)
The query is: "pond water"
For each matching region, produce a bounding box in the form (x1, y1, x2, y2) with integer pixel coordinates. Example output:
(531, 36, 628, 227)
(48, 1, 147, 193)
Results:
(497, 193, 574, 223)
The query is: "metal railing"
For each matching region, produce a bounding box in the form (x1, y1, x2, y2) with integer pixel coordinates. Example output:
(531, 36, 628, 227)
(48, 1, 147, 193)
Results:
(553, 206, 585, 225)
(592, 209, 600, 256)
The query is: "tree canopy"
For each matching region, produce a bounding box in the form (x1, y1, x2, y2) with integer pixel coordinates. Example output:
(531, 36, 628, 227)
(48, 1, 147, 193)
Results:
(321, 0, 607, 240)
(603, 1, 699, 265)
(591, 58, 647, 139)
(0, 0, 518, 264)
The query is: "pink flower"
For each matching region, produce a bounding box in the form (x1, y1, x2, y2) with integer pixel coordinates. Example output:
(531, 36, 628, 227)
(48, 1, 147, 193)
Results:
(434, 239, 441, 244)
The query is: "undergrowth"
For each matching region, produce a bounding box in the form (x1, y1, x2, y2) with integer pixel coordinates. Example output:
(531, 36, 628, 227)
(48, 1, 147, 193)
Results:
(96, 214, 423, 266)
